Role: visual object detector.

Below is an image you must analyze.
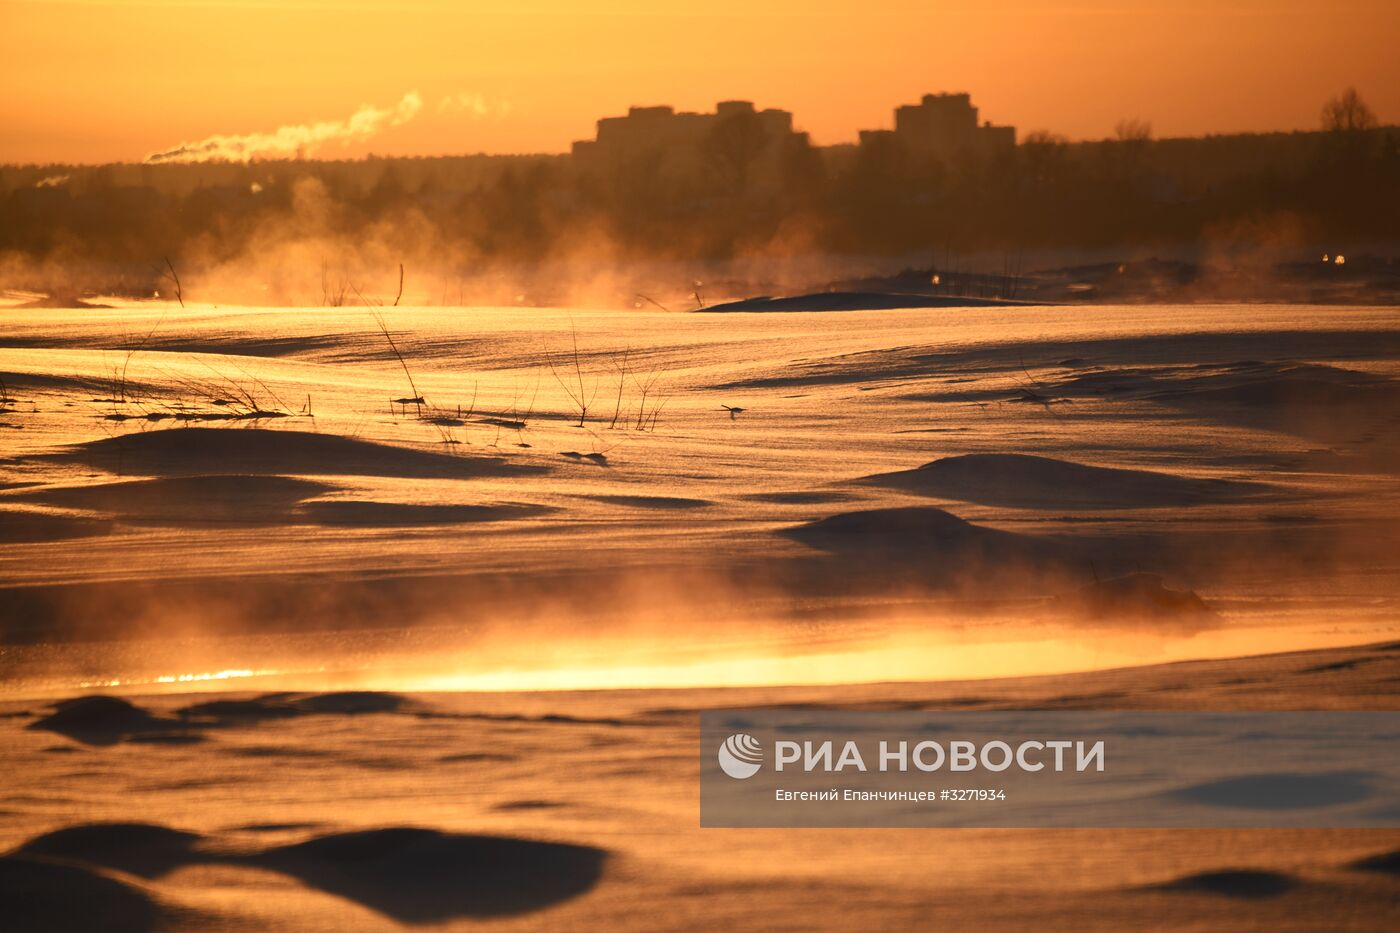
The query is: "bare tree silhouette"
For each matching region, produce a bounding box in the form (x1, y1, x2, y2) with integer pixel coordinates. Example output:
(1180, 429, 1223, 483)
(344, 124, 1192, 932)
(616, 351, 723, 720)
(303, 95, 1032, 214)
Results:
(1321, 87, 1377, 134)
(1113, 119, 1153, 145)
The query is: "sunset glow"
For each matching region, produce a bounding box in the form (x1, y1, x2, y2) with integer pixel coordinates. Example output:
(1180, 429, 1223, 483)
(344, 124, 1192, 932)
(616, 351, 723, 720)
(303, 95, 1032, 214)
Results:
(4, 0, 1397, 164)
(3, 4, 1399, 930)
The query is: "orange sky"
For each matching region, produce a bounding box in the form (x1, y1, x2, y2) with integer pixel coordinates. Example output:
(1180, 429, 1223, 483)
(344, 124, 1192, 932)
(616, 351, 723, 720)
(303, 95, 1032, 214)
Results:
(3, 0, 1398, 165)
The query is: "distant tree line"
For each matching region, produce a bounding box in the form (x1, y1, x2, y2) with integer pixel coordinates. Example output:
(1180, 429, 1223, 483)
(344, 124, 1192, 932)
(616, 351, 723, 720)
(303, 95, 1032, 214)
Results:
(1, 89, 1395, 296)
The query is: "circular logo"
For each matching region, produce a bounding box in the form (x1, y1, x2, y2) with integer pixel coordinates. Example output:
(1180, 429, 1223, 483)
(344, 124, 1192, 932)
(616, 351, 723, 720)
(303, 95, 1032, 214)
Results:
(718, 733, 763, 779)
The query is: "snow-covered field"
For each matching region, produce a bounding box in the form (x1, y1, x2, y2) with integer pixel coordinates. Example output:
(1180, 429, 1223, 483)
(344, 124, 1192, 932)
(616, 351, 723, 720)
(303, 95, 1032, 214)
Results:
(2, 300, 1398, 929)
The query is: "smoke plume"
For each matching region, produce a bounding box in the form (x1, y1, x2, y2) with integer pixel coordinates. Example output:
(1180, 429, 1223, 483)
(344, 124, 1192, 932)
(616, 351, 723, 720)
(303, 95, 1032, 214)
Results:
(144, 91, 422, 165)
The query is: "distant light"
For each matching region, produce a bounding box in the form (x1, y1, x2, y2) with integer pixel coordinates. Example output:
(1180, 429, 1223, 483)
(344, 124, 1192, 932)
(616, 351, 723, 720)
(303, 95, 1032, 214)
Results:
(931, 274, 941, 285)
(250, 181, 263, 194)
(1334, 254, 1346, 265)
(1322, 254, 1330, 263)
